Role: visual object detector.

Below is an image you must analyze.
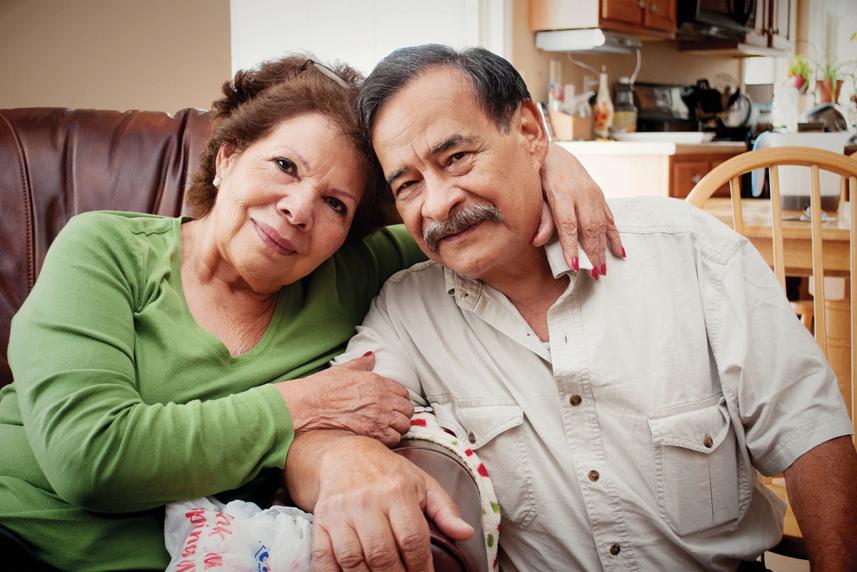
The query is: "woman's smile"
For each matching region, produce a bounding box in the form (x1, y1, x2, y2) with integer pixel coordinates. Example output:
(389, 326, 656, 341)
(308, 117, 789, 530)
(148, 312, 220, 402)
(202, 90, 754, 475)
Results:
(252, 218, 299, 256)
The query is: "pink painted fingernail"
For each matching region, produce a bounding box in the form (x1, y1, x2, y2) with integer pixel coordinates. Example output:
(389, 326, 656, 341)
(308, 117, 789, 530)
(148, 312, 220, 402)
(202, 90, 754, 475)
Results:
(621, 247, 627, 258)
(591, 266, 599, 281)
(363, 351, 373, 357)
(572, 257, 580, 272)
(601, 262, 607, 276)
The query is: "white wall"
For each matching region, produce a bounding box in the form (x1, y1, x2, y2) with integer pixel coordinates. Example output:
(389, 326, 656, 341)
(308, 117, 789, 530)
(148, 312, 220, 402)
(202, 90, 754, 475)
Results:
(0, 0, 230, 112)
(230, 0, 503, 76)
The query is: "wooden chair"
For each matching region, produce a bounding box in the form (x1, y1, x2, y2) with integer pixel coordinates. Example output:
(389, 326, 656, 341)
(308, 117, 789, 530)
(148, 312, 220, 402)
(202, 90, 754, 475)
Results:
(685, 146, 857, 560)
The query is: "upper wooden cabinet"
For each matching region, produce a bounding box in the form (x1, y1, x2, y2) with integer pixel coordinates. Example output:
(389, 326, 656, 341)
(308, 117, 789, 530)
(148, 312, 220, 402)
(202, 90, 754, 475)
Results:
(530, 0, 676, 39)
(711, 0, 795, 53)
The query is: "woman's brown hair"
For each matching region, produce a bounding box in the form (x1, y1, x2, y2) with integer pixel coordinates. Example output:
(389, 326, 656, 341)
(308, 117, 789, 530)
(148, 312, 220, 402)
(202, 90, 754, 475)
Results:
(187, 55, 390, 240)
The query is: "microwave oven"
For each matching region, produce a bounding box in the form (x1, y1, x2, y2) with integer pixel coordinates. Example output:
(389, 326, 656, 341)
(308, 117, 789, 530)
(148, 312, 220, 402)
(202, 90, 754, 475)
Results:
(678, 0, 756, 39)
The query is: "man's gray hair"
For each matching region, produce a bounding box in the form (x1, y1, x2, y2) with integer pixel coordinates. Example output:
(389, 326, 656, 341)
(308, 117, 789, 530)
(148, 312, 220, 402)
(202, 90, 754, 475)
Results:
(357, 44, 532, 138)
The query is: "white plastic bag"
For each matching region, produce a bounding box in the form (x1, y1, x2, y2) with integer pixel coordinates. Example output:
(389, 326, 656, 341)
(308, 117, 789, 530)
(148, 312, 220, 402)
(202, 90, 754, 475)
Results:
(165, 497, 313, 572)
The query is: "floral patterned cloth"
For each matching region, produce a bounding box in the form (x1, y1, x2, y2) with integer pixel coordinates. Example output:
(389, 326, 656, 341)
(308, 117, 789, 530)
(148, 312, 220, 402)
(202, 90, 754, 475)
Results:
(404, 407, 501, 571)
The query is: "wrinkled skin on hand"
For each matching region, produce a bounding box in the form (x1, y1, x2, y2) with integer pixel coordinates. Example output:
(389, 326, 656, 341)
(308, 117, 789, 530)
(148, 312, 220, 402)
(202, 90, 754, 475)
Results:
(310, 436, 473, 572)
(276, 353, 414, 447)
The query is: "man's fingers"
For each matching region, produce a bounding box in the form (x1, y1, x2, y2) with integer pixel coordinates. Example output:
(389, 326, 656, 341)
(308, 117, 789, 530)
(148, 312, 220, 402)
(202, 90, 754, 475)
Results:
(339, 352, 376, 372)
(388, 502, 433, 572)
(328, 522, 371, 572)
(311, 524, 341, 572)
(531, 201, 555, 248)
(351, 510, 407, 572)
(423, 476, 474, 541)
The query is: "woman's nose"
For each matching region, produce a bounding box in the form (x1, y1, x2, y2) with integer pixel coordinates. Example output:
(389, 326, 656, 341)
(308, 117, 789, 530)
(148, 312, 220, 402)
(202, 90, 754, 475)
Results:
(276, 186, 314, 231)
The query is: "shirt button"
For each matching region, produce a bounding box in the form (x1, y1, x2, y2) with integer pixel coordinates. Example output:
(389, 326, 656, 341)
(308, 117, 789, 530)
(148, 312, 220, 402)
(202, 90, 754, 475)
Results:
(703, 434, 714, 448)
(609, 543, 621, 556)
(468, 432, 477, 444)
(587, 469, 600, 482)
(569, 394, 582, 406)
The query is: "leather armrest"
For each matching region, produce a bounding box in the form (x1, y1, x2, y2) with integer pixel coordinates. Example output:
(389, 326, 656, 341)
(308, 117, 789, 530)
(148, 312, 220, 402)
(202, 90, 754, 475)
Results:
(393, 440, 487, 572)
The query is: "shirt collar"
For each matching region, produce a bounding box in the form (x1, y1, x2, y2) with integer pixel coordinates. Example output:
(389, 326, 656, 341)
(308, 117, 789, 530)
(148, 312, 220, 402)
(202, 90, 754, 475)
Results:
(544, 239, 593, 279)
(442, 239, 592, 296)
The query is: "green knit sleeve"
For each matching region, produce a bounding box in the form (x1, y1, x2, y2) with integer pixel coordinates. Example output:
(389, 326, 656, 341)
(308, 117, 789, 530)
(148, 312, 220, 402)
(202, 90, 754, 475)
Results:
(8, 214, 293, 513)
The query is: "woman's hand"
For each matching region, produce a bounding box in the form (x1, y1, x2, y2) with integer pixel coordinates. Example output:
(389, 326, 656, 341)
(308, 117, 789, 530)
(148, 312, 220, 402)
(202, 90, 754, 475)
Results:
(536, 143, 626, 279)
(275, 352, 414, 446)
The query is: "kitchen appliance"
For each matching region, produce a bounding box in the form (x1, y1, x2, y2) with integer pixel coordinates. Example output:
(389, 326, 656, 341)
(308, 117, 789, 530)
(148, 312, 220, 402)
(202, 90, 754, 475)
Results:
(633, 83, 698, 132)
(752, 131, 853, 210)
(678, 0, 756, 40)
(802, 104, 849, 132)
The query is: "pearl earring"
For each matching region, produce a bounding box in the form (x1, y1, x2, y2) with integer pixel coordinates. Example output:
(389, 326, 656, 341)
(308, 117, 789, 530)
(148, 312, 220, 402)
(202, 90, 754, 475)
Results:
(212, 175, 222, 188)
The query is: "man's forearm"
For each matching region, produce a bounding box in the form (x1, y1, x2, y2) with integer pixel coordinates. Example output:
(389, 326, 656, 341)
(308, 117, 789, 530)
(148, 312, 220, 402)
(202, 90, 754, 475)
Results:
(284, 430, 366, 510)
(784, 436, 857, 571)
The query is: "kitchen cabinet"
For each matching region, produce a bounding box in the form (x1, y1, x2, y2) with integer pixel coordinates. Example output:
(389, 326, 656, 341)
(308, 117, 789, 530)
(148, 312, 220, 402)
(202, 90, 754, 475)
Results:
(738, 0, 794, 51)
(530, 0, 675, 39)
(672, 154, 732, 198)
(769, 0, 795, 51)
(555, 142, 744, 200)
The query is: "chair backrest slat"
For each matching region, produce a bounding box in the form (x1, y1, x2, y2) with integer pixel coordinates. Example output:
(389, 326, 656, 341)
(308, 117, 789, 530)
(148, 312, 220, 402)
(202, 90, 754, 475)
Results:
(769, 165, 786, 290)
(809, 164, 828, 354)
(729, 176, 744, 234)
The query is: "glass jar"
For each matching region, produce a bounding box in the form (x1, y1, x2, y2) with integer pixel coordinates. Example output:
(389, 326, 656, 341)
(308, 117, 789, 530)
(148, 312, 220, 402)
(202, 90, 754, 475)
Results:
(613, 78, 638, 135)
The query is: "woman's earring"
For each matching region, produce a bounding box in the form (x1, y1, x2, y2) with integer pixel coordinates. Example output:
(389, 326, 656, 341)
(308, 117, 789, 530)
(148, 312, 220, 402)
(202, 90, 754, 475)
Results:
(212, 175, 222, 188)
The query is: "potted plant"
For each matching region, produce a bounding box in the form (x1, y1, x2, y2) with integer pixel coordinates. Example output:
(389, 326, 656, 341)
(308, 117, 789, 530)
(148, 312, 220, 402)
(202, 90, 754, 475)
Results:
(786, 53, 812, 93)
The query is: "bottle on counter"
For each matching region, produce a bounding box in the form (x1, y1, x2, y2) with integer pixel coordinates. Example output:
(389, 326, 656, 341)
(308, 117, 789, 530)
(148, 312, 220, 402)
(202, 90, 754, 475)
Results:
(592, 65, 614, 139)
(613, 77, 638, 135)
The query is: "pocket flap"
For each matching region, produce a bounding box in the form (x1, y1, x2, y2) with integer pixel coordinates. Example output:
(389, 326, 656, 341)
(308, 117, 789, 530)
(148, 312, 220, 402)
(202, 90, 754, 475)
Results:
(453, 404, 524, 449)
(648, 396, 731, 454)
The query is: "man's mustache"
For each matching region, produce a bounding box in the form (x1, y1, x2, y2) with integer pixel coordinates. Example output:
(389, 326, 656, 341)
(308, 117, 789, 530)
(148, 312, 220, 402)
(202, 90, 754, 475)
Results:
(423, 203, 502, 253)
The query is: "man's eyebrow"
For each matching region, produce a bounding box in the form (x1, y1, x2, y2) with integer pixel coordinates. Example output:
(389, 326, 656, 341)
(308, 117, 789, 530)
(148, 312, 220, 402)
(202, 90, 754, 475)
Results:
(385, 166, 408, 188)
(385, 134, 482, 188)
(429, 134, 480, 156)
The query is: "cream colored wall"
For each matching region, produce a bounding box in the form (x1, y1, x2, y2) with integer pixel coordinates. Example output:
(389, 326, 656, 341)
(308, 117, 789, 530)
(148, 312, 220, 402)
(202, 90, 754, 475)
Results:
(510, 0, 743, 103)
(0, 0, 230, 112)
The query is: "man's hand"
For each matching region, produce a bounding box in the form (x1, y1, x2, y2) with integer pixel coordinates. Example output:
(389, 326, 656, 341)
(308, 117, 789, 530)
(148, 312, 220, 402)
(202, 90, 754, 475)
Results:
(783, 435, 857, 571)
(537, 143, 625, 279)
(286, 431, 474, 571)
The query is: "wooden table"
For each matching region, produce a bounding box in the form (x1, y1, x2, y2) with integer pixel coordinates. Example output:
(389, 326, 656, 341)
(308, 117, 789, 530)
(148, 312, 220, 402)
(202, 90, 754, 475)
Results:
(703, 198, 851, 276)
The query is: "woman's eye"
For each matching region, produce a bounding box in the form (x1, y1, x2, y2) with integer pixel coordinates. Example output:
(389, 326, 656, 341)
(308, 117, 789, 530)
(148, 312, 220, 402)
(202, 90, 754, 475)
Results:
(325, 196, 348, 216)
(274, 157, 297, 176)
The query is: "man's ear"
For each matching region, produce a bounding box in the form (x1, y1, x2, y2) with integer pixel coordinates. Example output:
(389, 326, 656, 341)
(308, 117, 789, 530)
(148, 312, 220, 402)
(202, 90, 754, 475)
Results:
(517, 100, 549, 168)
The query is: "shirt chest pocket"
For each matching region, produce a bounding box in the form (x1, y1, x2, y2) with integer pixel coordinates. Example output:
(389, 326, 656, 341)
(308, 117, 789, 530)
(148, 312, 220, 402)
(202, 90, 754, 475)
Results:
(433, 401, 538, 530)
(648, 395, 741, 536)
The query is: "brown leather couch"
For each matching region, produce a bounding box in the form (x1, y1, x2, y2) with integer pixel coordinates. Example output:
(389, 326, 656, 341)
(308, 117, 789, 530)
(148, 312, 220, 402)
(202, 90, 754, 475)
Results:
(0, 108, 486, 571)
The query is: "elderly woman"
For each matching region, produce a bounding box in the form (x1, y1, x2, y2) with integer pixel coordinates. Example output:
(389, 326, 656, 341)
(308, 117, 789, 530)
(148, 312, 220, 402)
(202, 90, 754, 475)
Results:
(0, 55, 621, 570)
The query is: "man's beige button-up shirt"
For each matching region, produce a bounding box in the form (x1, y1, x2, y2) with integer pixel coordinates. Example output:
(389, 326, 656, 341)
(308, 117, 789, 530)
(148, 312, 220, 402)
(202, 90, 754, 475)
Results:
(337, 197, 852, 571)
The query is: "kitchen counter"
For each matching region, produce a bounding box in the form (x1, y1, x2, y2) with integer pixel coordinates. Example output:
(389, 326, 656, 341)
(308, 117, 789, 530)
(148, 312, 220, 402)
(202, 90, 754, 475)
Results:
(557, 141, 747, 156)
(557, 141, 747, 199)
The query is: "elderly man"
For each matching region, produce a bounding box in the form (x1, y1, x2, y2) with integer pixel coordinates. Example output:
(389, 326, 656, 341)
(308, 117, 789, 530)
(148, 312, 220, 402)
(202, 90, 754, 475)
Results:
(286, 45, 857, 571)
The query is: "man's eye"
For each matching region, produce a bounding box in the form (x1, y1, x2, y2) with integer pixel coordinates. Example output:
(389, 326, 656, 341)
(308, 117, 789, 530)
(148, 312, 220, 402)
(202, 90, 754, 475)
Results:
(274, 157, 297, 176)
(325, 196, 348, 216)
(395, 180, 416, 197)
(448, 151, 468, 165)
